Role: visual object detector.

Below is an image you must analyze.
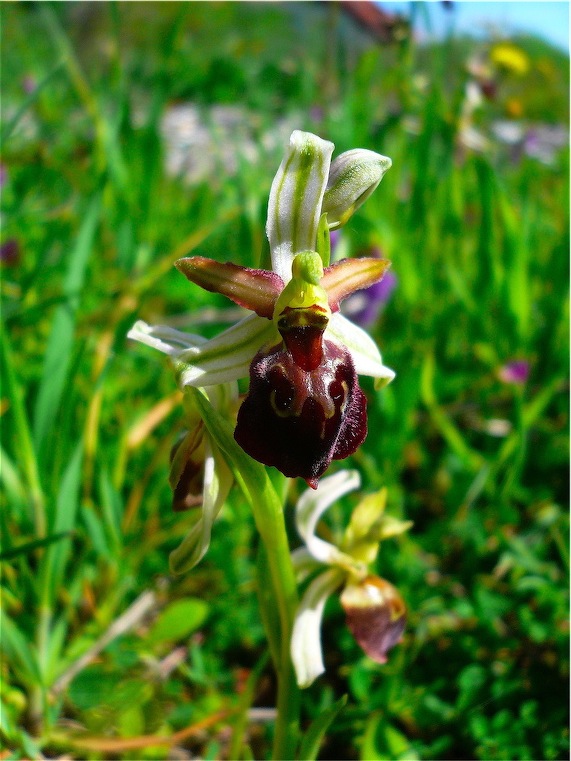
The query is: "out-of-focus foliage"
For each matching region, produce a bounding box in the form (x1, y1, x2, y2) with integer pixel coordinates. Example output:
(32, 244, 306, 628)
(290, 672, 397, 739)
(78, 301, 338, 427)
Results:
(1, 3, 568, 759)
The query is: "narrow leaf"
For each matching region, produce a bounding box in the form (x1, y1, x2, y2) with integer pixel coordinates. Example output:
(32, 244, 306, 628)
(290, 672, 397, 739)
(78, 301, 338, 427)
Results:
(41, 446, 84, 604)
(0, 613, 41, 683)
(32, 196, 100, 453)
(1, 61, 64, 143)
(256, 546, 281, 669)
(0, 532, 73, 561)
(299, 694, 348, 761)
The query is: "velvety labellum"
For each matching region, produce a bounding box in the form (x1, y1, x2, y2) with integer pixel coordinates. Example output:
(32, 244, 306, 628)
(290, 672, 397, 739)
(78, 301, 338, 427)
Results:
(234, 338, 367, 488)
(341, 576, 406, 664)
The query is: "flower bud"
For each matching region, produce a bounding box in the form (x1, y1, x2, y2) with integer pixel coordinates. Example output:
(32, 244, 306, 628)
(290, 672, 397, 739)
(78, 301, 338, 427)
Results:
(169, 427, 206, 512)
(322, 150, 392, 230)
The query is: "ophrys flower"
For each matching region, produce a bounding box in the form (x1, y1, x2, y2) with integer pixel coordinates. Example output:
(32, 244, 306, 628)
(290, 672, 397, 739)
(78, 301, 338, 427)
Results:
(290, 470, 411, 688)
(141, 131, 395, 487)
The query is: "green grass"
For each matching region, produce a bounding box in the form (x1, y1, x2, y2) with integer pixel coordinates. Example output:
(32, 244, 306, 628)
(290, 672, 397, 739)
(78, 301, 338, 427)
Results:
(1, 3, 569, 759)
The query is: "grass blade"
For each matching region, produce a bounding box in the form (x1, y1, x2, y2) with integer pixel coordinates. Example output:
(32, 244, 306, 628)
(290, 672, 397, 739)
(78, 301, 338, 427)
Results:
(0, 532, 73, 562)
(32, 196, 100, 455)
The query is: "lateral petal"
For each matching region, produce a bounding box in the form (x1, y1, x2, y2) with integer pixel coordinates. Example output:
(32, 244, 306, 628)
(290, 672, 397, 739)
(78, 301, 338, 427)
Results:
(175, 314, 278, 387)
(322, 257, 392, 312)
(169, 439, 233, 574)
(128, 320, 206, 355)
(176, 256, 284, 319)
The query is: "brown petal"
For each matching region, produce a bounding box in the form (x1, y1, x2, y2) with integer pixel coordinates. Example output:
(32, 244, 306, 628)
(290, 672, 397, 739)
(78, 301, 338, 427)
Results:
(175, 256, 284, 318)
(322, 258, 391, 312)
(340, 576, 406, 663)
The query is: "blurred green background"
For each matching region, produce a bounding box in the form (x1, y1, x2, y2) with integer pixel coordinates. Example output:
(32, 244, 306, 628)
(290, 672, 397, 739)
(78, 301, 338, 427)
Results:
(1, 2, 569, 759)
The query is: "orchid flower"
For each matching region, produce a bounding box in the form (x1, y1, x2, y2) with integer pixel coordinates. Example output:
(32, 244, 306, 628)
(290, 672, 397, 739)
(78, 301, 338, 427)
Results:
(129, 130, 394, 488)
(127, 323, 235, 574)
(290, 470, 411, 688)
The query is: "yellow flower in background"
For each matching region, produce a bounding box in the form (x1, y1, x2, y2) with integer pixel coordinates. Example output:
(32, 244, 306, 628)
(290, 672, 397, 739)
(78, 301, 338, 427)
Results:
(491, 43, 530, 75)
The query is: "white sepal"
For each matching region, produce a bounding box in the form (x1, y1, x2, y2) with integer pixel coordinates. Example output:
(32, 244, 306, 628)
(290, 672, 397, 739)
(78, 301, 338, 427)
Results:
(128, 320, 205, 355)
(290, 567, 345, 689)
(295, 470, 362, 570)
(290, 546, 321, 584)
(169, 439, 233, 574)
(327, 312, 395, 386)
(267, 130, 334, 282)
(176, 314, 278, 387)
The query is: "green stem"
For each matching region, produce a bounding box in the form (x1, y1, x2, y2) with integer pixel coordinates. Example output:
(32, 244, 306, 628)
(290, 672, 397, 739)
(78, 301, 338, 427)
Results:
(191, 388, 300, 758)
(250, 489, 300, 760)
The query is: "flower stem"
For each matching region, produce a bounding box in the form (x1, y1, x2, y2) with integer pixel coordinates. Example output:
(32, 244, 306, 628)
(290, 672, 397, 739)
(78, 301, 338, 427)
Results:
(251, 487, 300, 760)
(190, 388, 301, 758)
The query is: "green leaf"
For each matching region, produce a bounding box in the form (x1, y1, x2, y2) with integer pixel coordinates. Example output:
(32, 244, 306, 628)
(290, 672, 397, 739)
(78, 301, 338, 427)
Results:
(0, 614, 41, 684)
(98, 467, 122, 552)
(68, 669, 152, 712)
(0, 327, 45, 534)
(299, 694, 348, 761)
(421, 352, 484, 472)
(147, 598, 209, 645)
(0, 445, 26, 508)
(40, 446, 84, 604)
(0, 532, 73, 561)
(1, 61, 65, 143)
(361, 712, 419, 761)
(32, 196, 100, 454)
(228, 652, 270, 761)
(255, 546, 281, 669)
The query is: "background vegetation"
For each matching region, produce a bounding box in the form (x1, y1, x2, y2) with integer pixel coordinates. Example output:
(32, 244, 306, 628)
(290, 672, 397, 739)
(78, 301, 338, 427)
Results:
(1, 2, 569, 759)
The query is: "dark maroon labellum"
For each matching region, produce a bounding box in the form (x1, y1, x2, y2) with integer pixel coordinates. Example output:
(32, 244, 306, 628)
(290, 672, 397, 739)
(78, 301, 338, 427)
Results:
(341, 576, 406, 664)
(234, 336, 367, 488)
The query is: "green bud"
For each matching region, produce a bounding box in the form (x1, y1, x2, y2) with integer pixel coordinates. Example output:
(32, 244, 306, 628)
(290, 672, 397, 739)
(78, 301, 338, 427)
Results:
(322, 149, 392, 230)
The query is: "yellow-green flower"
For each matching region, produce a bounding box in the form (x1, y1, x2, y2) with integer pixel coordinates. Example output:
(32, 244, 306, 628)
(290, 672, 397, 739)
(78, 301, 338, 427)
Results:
(290, 470, 411, 688)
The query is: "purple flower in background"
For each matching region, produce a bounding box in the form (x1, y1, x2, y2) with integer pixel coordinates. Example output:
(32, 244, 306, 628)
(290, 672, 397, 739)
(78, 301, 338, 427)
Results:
(0, 163, 7, 188)
(329, 228, 341, 255)
(342, 247, 397, 327)
(0, 239, 20, 267)
(499, 360, 530, 385)
(22, 75, 36, 95)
